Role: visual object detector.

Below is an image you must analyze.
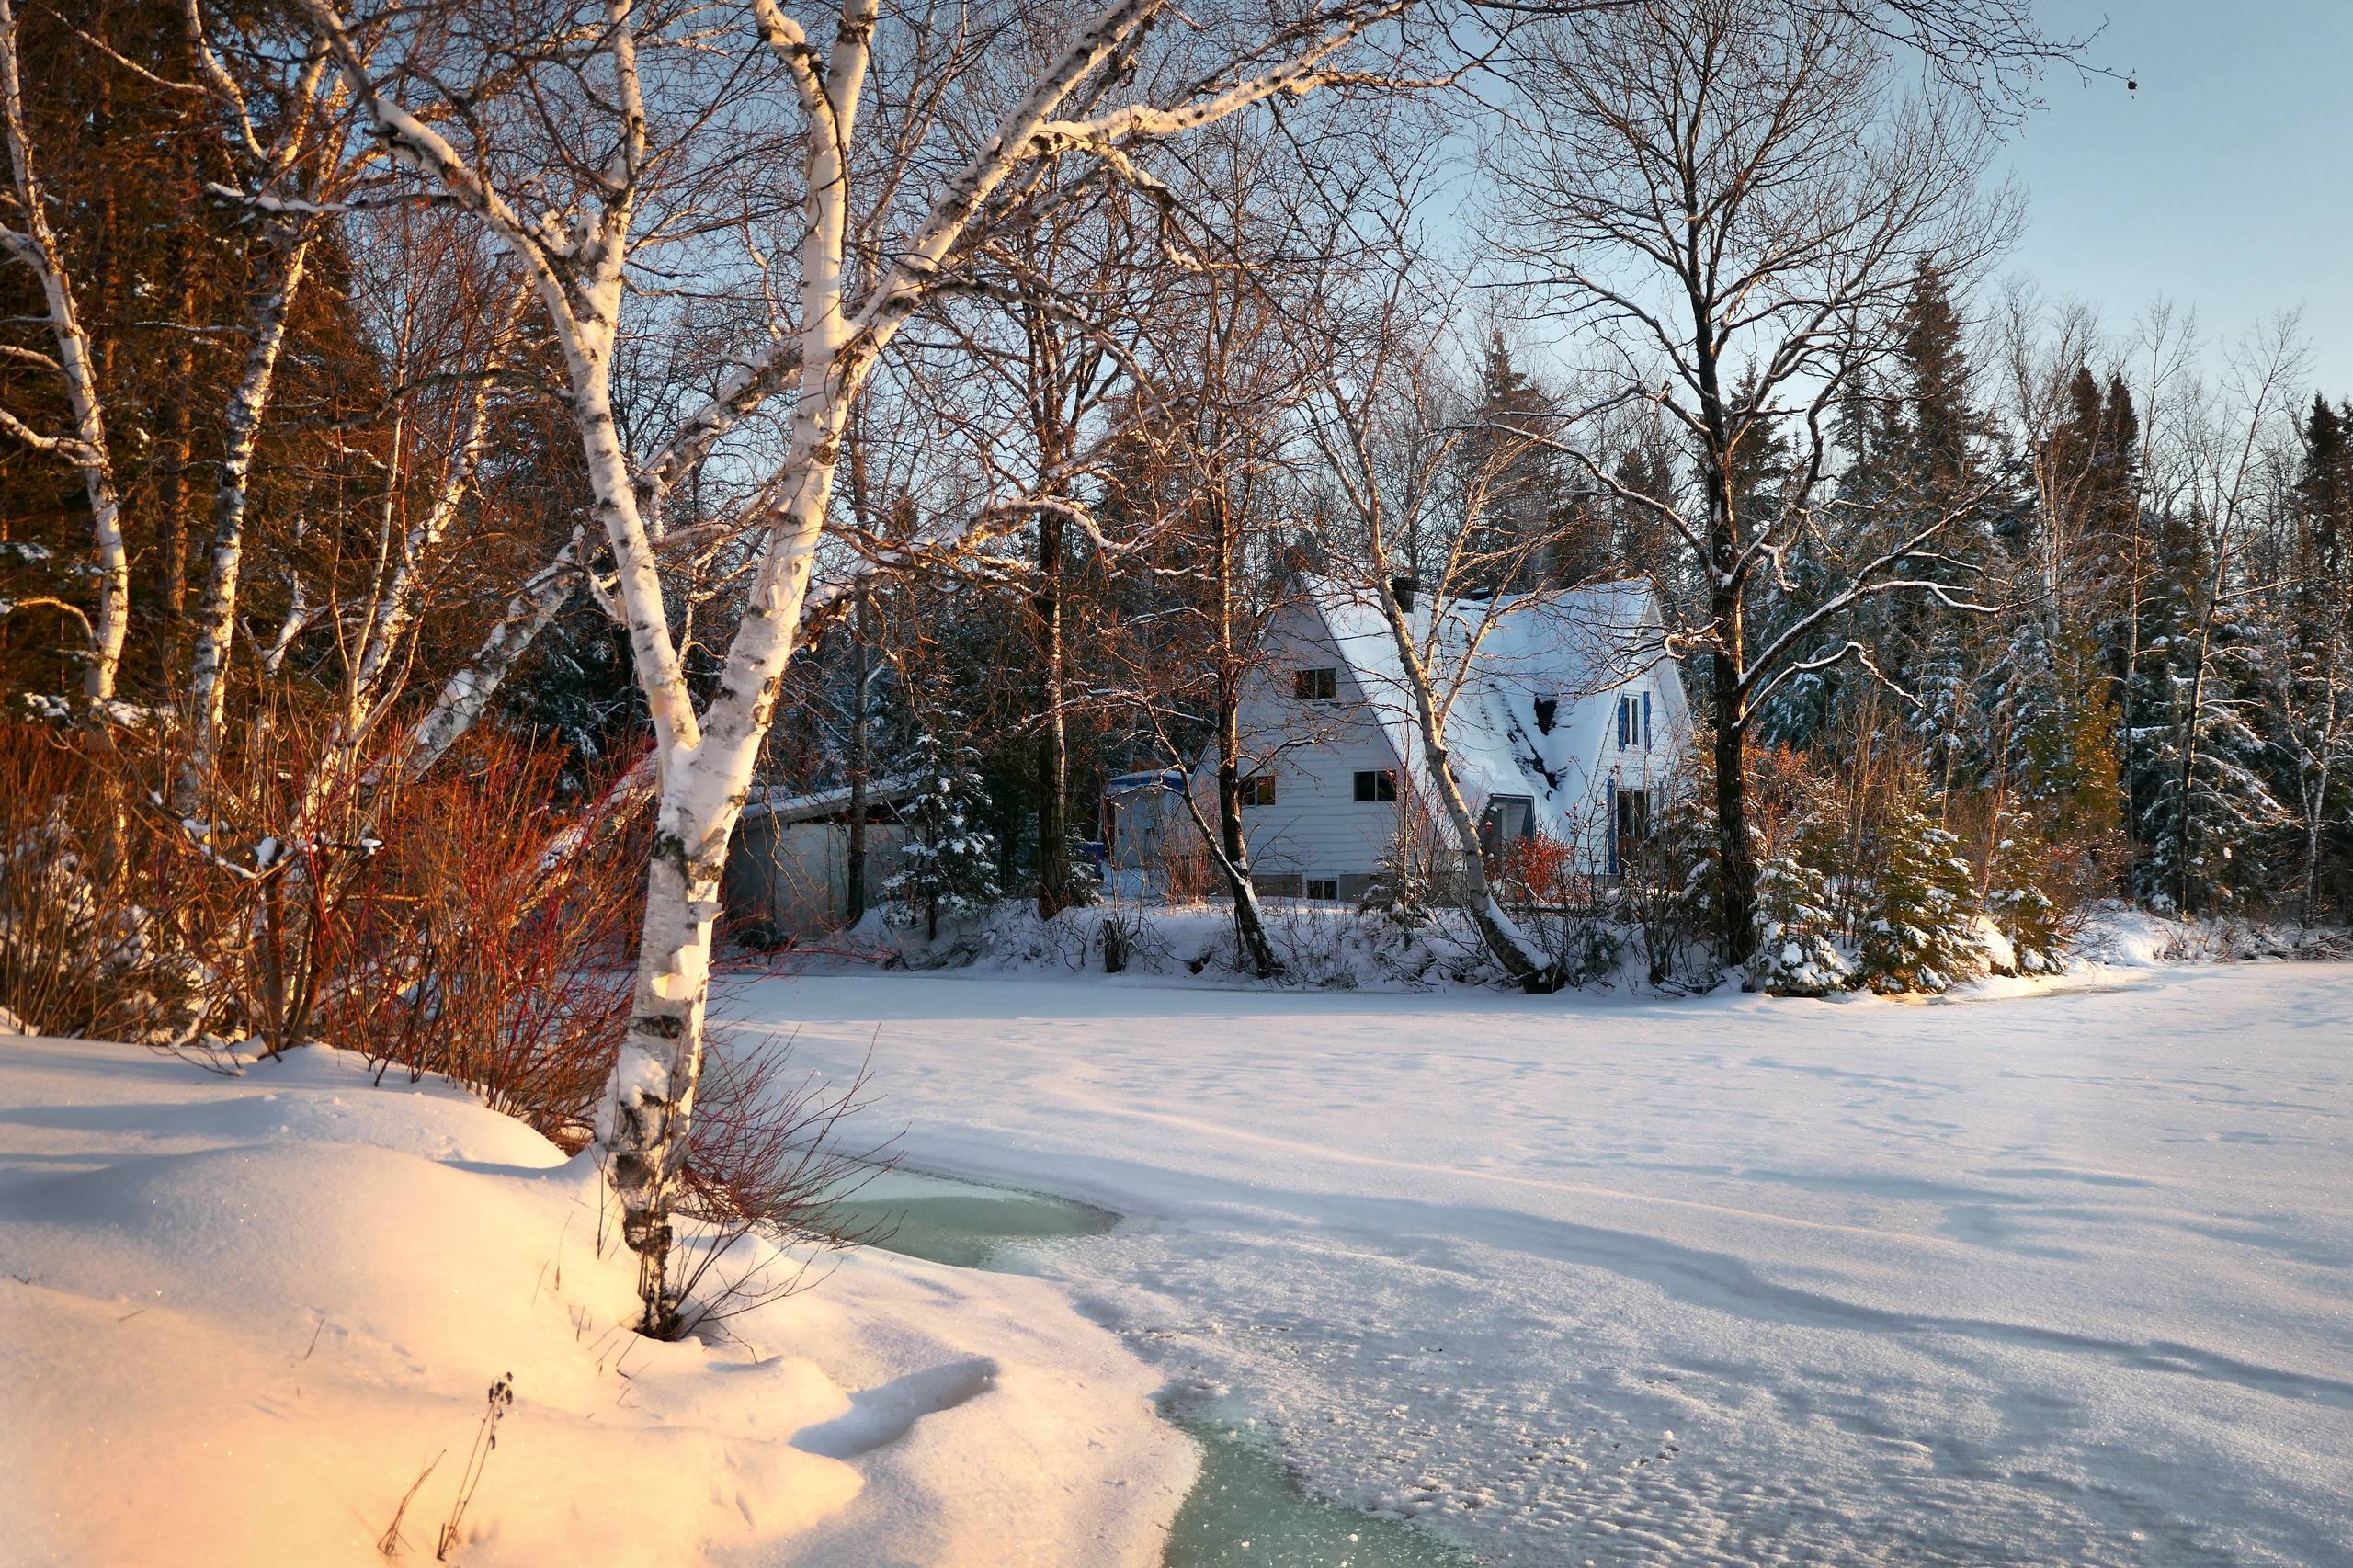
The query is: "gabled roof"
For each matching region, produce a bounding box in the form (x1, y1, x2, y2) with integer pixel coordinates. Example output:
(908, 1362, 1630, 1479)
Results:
(1302, 574, 1678, 840)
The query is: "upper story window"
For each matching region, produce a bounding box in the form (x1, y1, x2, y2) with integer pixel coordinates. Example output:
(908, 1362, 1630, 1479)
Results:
(1353, 769, 1397, 802)
(1240, 774, 1278, 807)
(1617, 692, 1654, 750)
(1294, 667, 1337, 701)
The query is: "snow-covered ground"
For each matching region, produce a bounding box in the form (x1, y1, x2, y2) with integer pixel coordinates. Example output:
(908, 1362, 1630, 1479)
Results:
(0, 1037, 1190, 1566)
(723, 961, 2353, 1567)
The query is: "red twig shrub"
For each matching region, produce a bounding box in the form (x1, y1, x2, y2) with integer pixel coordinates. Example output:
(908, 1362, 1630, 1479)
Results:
(1495, 828, 1578, 905)
(0, 715, 648, 1141)
(325, 734, 646, 1147)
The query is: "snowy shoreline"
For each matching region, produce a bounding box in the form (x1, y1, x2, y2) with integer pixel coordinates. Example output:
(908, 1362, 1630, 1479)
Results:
(0, 1037, 1193, 1567)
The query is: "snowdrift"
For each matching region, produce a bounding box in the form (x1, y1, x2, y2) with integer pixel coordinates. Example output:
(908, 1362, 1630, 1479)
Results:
(0, 1036, 1191, 1566)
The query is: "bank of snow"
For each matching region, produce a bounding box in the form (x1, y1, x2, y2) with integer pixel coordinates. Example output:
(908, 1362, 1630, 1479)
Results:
(0, 1036, 1191, 1567)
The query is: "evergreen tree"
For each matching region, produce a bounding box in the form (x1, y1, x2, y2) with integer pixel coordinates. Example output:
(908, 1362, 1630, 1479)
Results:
(885, 723, 1003, 939)
(2131, 505, 2290, 913)
(2265, 396, 2353, 916)
(1855, 786, 1985, 993)
(1743, 789, 1852, 996)
(1984, 614, 2124, 848)
(1982, 830, 2067, 974)
(1745, 846, 1852, 995)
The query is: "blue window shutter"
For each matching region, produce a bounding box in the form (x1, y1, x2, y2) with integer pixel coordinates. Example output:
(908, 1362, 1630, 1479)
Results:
(1643, 691, 1653, 749)
(1617, 697, 1629, 749)
(1605, 778, 1620, 875)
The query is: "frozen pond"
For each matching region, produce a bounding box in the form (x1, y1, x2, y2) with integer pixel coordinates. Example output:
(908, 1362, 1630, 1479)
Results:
(823, 1162, 1469, 1566)
(736, 964, 2353, 1567)
(815, 1165, 1120, 1269)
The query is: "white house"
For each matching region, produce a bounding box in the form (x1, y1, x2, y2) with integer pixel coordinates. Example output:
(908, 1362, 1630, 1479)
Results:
(1123, 575, 1689, 903)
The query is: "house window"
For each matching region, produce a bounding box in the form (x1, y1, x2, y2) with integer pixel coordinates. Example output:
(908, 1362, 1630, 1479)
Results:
(1532, 698, 1558, 734)
(1294, 666, 1337, 701)
(1352, 769, 1397, 802)
(1240, 774, 1277, 807)
(1305, 878, 1340, 902)
(1617, 694, 1633, 749)
(1616, 785, 1652, 846)
(1608, 781, 1652, 880)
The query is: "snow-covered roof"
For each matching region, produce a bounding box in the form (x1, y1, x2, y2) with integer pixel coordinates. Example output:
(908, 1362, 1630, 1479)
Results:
(1105, 767, 1188, 797)
(741, 771, 924, 824)
(1303, 574, 1680, 840)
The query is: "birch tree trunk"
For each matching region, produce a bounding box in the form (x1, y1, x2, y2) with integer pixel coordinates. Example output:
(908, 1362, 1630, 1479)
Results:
(0, 0, 130, 702)
(1203, 480, 1282, 975)
(180, 232, 314, 807)
(1370, 589, 1560, 992)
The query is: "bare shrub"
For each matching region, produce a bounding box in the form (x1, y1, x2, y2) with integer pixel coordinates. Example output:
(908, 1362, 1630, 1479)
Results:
(661, 1037, 894, 1342)
(1362, 776, 1453, 919)
(1156, 838, 1214, 905)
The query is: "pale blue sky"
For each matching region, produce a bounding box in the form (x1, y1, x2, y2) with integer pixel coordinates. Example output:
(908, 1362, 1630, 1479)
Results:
(1999, 0, 2353, 391)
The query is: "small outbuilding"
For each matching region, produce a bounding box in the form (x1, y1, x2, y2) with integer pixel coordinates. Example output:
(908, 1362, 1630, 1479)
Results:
(723, 775, 921, 940)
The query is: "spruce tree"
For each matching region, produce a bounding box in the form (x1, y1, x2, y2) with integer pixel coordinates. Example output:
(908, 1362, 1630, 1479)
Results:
(885, 724, 1003, 940)
(1856, 787, 1985, 993)
(1983, 831, 2067, 974)
(1743, 794, 1852, 996)
(1745, 847, 1852, 996)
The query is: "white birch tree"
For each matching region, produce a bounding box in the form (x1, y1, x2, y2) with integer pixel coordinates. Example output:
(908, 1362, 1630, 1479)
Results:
(297, 0, 1420, 1330)
(0, 0, 130, 702)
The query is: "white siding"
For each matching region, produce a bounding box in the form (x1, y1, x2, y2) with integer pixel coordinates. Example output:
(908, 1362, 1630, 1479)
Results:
(1226, 603, 1408, 882)
(1199, 589, 1697, 886)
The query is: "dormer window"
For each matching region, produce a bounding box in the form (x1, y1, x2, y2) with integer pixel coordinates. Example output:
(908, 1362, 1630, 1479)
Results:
(1294, 666, 1337, 701)
(1533, 698, 1558, 734)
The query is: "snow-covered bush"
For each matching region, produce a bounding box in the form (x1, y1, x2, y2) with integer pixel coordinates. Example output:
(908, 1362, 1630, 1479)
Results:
(1734, 745, 1854, 995)
(1620, 761, 1726, 992)
(1853, 794, 1986, 994)
(884, 726, 1003, 939)
(1744, 849, 1852, 996)
(0, 724, 209, 1042)
(1981, 833, 2068, 975)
